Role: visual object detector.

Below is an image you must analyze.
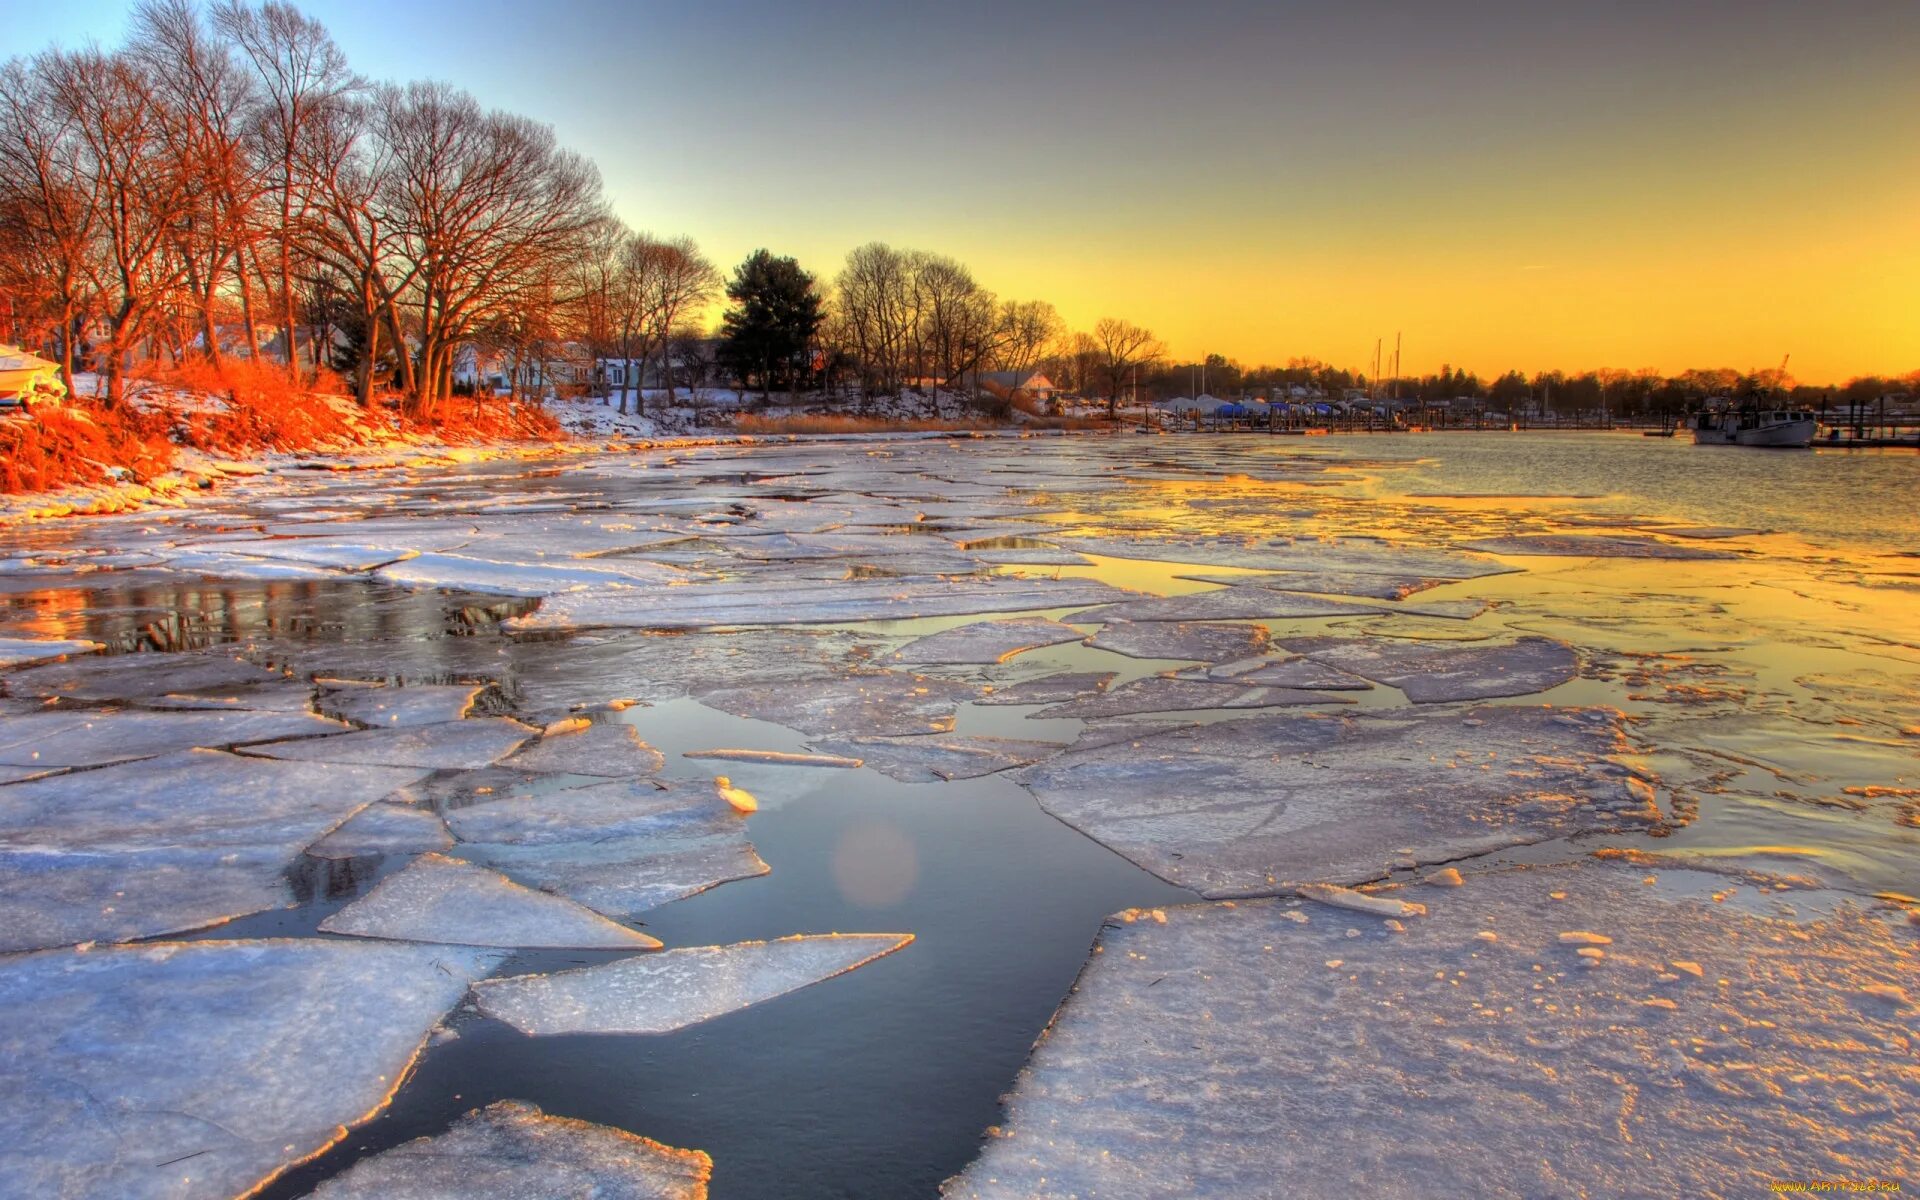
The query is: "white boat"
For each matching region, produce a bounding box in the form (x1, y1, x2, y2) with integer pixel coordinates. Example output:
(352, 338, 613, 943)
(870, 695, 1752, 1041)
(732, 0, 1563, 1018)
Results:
(0, 347, 61, 401)
(1690, 406, 1817, 448)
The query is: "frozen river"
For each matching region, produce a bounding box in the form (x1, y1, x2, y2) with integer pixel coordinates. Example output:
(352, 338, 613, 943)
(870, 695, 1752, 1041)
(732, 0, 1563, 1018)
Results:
(0, 431, 1914, 1198)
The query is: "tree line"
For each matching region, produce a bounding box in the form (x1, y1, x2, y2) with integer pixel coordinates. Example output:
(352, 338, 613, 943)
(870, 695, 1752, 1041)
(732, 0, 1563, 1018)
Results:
(3, 2, 1908, 427)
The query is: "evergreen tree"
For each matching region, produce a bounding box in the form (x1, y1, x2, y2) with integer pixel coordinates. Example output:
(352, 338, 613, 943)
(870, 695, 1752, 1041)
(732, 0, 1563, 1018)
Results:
(716, 249, 823, 398)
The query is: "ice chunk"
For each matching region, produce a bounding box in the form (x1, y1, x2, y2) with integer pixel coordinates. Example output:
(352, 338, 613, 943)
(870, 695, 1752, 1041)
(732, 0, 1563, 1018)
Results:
(4, 651, 284, 704)
(966, 547, 1092, 566)
(320, 853, 661, 949)
(447, 779, 768, 919)
(890, 617, 1085, 665)
(501, 719, 666, 777)
(507, 575, 1136, 632)
(976, 672, 1117, 706)
(1060, 535, 1514, 579)
(307, 1100, 711, 1199)
(808, 735, 1060, 782)
(1068, 586, 1383, 624)
(319, 680, 486, 726)
(694, 671, 980, 737)
(243, 717, 536, 769)
(1226, 657, 1373, 690)
(1034, 677, 1347, 718)
(1178, 569, 1450, 600)
(168, 538, 423, 571)
(0, 636, 102, 669)
(0, 938, 499, 1200)
(944, 862, 1919, 1199)
(375, 552, 696, 597)
(0, 749, 423, 950)
(306, 803, 452, 860)
(1012, 706, 1659, 896)
(1083, 620, 1268, 662)
(0, 707, 350, 769)
(1462, 534, 1741, 559)
(682, 748, 864, 768)
(1281, 634, 1579, 703)
(472, 933, 913, 1035)
(145, 680, 320, 712)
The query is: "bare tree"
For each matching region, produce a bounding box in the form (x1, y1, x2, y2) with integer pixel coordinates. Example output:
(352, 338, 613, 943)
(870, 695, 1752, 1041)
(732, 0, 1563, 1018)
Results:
(992, 298, 1061, 396)
(1094, 316, 1163, 420)
(642, 236, 718, 405)
(372, 81, 605, 418)
(42, 48, 190, 406)
(0, 59, 100, 392)
(216, 0, 353, 374)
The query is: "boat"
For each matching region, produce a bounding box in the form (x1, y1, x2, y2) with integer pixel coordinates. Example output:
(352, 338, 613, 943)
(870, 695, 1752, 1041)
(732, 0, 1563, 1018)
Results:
(1690, 405, 1817, 448)
(0, 347, 62, 403)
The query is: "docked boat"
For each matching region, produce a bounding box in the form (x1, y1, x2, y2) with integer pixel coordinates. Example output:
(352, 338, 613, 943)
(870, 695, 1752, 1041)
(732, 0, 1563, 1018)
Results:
(1690, 406, 1817, 448)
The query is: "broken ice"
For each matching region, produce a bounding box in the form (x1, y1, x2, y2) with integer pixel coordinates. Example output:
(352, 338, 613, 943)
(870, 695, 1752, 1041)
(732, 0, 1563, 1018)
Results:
(320, 852, 662, 949)
(472, 933, 913, 1035)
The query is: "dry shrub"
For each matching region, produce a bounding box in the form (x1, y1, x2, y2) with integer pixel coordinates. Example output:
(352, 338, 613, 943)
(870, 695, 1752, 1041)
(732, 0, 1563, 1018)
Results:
(732, 413, 990, 435)
(416, 393, 564, 442)
(0, 403, 173, 493)
(152, 358, 370, 454)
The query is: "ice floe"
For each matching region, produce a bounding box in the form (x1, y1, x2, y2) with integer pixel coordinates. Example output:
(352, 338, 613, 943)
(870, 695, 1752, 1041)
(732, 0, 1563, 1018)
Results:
(375, 552, 698, 597)
(1068, 586, 1383, 624)
(1083, 620, 1268, 662)
(305, 801, 452, 860)
(472, 933, 913, 1035)
(1462, 534, 1741, 559)
(976, 672, 1117, 706)
(944, 861, 1919, 1198)
(889, 617, 1085, 665)
(808, 735, 1060, 782)
(1178, 569, 1450, 600)
(307, 1100, 710, 1199)
(244, 717, 535, 770)
(0, 636, 101, 669)
(1012, 706, 1659, 895)
(695, 671, 980, 737)
(0, 707, 349, 769)
(1281, 634, 1580, 703)
(500, 718, 666, 777)
(507, 575, 1135, 632)
(446, 779, 767, 918)
(318, 680, 487, 726)
(1034, 676, 1347, 719)
(0, 749, 422, 950)
(0, 938, 499, 1200)
(2, 651, 285, 704)
(320, 852, 661, 949)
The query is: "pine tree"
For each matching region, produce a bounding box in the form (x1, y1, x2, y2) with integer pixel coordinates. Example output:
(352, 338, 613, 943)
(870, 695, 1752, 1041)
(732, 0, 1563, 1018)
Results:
(716, 249, 822, 399)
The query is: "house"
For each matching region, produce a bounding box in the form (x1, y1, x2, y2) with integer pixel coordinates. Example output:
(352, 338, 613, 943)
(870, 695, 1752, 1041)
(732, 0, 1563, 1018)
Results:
(975, 370, 1060, 403)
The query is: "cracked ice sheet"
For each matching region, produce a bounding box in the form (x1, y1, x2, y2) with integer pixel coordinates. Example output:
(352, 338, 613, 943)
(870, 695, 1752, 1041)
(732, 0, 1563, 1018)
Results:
(1083, 620, 1268, 662)
(374, 552, 698, 597)
(1012, 706, 1659, 897)
(502, 720, 666, 777)
(0, 939, 501, 1200)
(0, 636, 102, 669)
(808, 735, 1061, 782)
(0, 708, 349, 769)
(1281, 635, 1580, 703)
(943, 861, 1920, 1200)
(695, 671, 981, 737)
(165, 538, 426, 571)
(1067, 586, 1384, 624)
(2, 651, 284, 704)
(318, 680, 485, 726)
(889, 617, 1085, 665)
(306, 803, 451, 859)
(1179, 569, 1452, 600)
(506, 628, 878, 717)
(0, 750, 423, 950)
(472, 933, 914, 1035)
(307, 1100, 710, 1200)
(1461, 534, 1742, 559)
(446, 779, 767, 919)
(976, 672, 1116, 706)
(321, 853, 661, 949)
(243, 717, 535, 770)
(1035, 677, 1349, 719)
(506, 575, 1136, 632)
(1060, 535, 1516, 579)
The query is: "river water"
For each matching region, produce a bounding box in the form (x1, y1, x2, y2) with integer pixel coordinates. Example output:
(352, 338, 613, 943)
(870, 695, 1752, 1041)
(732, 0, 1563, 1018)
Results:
(0, 430, 1914, 1198)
